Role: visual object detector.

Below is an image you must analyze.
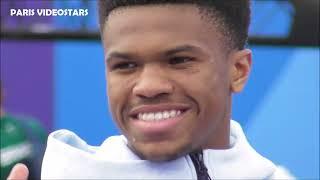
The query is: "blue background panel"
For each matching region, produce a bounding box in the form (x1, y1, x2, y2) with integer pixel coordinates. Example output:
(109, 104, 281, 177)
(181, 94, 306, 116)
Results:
(245, 48, 319, 178)
(54, 41, 119, 145)
(232, 46, 293, 127)
(249, 0, 293, 37)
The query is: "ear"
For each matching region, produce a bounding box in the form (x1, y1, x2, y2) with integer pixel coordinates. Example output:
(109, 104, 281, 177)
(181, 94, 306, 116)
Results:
(230, 49, 252, 93)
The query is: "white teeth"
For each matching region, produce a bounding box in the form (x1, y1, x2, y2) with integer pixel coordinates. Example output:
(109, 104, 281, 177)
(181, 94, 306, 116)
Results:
(147, 113, 155, 121)
(142, 113, 147, 120)
(155, 112, 163, 120)
(163, 111, 170, 119)
(170, 110, 176, 117)
(137, 110, 182, 121)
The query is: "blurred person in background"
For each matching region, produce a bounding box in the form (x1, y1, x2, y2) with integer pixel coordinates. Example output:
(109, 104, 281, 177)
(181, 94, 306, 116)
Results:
(0, 82, 47, 180)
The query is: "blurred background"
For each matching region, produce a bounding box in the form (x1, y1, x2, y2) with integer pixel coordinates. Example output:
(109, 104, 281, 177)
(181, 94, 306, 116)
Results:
(1, 0, 319, 179)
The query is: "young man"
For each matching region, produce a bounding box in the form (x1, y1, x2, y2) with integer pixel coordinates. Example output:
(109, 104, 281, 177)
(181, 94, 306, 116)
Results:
(8, 0, 294, 179)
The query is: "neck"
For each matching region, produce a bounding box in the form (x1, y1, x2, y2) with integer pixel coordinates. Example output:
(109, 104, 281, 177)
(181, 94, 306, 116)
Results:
(203, 97, 232, 150)
(207, 119, 230, 149)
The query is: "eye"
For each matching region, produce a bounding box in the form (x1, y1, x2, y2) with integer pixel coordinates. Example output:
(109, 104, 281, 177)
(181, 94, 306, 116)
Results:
(169, 56, 194, 65)
(112, 62, 137, 71)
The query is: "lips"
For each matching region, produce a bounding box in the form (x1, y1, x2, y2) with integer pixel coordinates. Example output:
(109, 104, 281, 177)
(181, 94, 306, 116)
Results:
(128, 103, 190, 136)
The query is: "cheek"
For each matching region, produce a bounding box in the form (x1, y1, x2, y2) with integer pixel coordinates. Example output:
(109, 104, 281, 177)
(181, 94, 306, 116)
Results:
(107, 75, 132, 125)
(202, 71, 229, 120)
(183, 66, 229, 127)
(108, 74, 132, 100)
(185, 69, 228, 105)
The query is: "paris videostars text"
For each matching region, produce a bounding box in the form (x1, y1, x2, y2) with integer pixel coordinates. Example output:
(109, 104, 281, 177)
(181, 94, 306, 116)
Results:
(10, 9, 88, 16)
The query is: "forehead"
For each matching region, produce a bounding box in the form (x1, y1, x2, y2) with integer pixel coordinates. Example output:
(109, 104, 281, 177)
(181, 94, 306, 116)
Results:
(102, 4, 224, 55)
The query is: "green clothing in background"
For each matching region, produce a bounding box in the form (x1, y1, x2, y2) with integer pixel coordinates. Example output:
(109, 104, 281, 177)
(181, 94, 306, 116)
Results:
(0, 115, 47, 180)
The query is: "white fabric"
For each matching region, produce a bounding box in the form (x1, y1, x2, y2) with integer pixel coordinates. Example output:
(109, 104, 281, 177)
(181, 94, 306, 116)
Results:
(41, 120, 295, 179)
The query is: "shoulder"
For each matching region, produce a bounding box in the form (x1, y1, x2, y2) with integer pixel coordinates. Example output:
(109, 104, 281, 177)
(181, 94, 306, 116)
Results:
(1, 115, 24, 128)
(1, 114, 47, 141)
(0, 115, 27, 142)
(44, 129, 125, 158)
(42, 130, 128, 179)
(45, 130, 133, 160)
(269, 166, 296, 179)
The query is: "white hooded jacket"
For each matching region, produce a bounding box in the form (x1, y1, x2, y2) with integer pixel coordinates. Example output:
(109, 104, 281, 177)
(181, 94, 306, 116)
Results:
(41, 120, 294, 179)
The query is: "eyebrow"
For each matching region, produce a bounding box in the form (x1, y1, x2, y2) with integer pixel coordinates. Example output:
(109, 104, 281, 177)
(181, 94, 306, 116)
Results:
(164, 44, 203, 56)
(105, 52, 133, 63)
(105, 44, 204, 62)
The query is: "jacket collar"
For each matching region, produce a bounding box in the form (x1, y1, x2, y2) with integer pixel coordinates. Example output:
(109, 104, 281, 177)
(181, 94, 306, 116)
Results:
(43, 120, 276, 179)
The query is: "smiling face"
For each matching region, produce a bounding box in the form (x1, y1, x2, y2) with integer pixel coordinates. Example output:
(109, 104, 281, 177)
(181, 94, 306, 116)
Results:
(102, 4, 251, 161)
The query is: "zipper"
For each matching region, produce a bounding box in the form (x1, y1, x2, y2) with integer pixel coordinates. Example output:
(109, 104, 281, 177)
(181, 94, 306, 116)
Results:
(190, 150, 212, 180)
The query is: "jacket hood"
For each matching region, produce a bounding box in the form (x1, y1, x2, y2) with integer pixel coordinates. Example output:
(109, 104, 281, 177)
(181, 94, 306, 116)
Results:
(41, 120, 287, 179)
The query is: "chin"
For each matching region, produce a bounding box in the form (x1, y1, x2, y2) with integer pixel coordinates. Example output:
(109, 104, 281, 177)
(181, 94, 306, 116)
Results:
(143, 151, 181, 161)
(130, 141, 191, 161)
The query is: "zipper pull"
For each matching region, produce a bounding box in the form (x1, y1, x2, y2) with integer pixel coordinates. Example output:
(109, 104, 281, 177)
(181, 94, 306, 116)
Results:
(190, 150, 212, 180)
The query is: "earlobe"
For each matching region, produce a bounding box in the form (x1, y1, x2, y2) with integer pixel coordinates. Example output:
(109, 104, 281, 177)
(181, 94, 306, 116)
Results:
(230, 49, 252, 93)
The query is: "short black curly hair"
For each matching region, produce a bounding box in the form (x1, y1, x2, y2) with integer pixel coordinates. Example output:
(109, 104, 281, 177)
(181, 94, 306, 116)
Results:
(98, 0, 250, 50)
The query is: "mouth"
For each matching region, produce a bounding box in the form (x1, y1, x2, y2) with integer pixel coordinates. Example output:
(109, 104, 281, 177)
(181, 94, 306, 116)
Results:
(129, 103, 189, 121)
(128, 104, 190, 136)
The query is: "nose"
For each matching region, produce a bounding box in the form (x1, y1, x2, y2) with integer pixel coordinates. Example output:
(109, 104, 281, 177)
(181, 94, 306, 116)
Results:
(132, 65, 174, 99)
